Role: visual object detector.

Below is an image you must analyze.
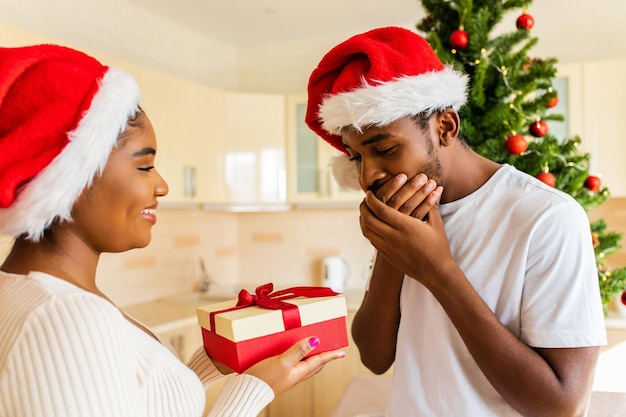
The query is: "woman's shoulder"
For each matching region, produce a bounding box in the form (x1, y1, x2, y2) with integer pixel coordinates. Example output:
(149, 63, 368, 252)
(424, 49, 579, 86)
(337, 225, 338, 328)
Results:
(0, 270, 129, 359)
(1, 270, 121, 319)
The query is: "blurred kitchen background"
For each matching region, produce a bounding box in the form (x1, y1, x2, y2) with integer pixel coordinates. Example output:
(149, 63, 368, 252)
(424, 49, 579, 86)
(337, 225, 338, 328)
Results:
(0, 0, 623, 307)
(1, 1, 625, 415)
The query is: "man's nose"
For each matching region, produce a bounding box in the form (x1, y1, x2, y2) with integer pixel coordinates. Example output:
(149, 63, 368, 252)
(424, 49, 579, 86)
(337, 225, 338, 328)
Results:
(359, 159, 386, 191)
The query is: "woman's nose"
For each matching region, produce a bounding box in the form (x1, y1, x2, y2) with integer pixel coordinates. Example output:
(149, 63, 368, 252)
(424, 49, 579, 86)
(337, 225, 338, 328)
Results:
(155, 169, 169, 197)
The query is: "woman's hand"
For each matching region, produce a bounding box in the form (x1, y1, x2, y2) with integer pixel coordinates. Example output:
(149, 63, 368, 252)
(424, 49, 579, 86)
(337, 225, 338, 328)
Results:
(244, 337, 345, 396)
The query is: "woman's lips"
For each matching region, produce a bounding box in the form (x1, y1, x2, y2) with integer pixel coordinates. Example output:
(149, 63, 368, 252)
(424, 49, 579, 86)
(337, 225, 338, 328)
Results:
(141, 207, 157, 224)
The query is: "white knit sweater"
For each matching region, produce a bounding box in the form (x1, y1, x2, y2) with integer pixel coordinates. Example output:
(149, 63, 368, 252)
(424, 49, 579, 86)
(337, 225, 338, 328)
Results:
(0, 271, 274, 417)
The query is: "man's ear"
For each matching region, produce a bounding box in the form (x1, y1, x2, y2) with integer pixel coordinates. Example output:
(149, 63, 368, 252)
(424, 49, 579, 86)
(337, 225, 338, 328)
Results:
(437, 108, 460, 147)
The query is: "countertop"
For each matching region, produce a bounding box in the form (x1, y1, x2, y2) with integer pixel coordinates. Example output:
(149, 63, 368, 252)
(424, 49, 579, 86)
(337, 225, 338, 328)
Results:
(122, 298, 200, 333)
(123, 288, 625, 335)
(122, 287, 365, 334)
(605, 312, 626, 330)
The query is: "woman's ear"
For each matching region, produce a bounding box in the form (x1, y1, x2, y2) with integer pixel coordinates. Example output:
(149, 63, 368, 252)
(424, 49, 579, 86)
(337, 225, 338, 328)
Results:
(437, 108, 460, 146)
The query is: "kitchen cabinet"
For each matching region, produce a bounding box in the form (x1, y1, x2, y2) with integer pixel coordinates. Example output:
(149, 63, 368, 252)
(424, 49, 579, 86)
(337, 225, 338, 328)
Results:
(286, 94, 362, 205)
(98, 55, 289, 208)
(267, 309, 389, 417)
(139, 71, 288, 207)
(223, 92, 288, 206)
(137, 67, 227, 204)
(157, 322, 203, 363)
(557, 60, 626, 196)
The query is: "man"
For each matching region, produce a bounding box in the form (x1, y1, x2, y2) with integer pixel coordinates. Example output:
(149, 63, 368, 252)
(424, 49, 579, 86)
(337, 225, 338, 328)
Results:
(305, 26, 606, 417)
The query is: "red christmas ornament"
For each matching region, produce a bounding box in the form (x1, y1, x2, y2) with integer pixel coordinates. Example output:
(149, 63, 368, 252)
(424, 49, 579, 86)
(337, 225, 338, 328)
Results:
(505, 134, 528, 155)
(449, 29, 469, 49)
(529, 120, 548, 137)
(516, 13, 535, 30)
(584, 175, 602, 192)
(621, 290, 626, 306)
(546, 95, 559, 108)
(536, 171, 556, 187)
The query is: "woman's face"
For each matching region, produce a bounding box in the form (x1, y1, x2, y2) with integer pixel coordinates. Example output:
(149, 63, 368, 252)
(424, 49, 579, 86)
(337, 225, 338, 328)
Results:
(69, 112, 169, 253)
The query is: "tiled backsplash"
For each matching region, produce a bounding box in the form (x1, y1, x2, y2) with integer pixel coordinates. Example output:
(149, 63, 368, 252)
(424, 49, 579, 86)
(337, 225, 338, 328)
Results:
(1, 197, 624, 308)
(0, 206, 375, 307)
(105, 206, 375, 306)
(237, 208, 375, 290)
(97, 209, 241, 306)
(0, 209, 240, 307)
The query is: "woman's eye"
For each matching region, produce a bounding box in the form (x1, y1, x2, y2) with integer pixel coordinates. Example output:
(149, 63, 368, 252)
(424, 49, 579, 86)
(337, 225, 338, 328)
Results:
(348, 155, 361, 162)
(138, 166, 154, 172)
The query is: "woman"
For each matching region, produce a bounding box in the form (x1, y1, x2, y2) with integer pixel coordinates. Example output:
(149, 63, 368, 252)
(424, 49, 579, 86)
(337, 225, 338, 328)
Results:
(0, 44, 344, 417)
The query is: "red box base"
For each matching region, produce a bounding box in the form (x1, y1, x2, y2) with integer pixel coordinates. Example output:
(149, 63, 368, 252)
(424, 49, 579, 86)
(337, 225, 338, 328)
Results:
(201, 316, 348, 373)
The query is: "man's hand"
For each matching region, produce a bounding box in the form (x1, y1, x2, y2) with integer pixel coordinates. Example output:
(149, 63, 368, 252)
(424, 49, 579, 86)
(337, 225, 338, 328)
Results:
(372, 173, 442, 220)
(359, 187, 454, 289)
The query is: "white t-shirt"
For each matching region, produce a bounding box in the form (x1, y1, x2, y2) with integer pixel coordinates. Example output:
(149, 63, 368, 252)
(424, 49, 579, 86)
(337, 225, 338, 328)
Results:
(388, 164, 606, 417)
(0, 271, 274, 417)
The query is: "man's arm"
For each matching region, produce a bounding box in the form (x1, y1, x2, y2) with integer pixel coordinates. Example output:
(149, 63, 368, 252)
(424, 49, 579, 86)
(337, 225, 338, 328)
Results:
(433, 264, 599, 417)
(360, 192, 600, 417)
(351, 253, 403, 374)
(352, 174, 443, 374)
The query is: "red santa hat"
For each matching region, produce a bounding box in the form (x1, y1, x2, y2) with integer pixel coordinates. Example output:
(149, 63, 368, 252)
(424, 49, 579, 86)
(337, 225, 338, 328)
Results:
(0, 44, 141, 240)
(306, 26, 468, 190)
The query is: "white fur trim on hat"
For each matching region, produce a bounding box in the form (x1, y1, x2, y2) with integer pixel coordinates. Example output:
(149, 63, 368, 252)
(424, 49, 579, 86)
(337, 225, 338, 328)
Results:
(0, 68, 140, 241)
(319, 66, 468, 135)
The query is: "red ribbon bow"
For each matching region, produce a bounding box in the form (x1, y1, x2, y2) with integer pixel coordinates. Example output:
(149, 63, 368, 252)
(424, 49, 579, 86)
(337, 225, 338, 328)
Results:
(209, 283, 338, 332)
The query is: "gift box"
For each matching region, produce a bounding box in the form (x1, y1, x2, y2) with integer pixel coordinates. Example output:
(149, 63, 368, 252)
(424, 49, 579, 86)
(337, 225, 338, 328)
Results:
(196, 283, 348, 373)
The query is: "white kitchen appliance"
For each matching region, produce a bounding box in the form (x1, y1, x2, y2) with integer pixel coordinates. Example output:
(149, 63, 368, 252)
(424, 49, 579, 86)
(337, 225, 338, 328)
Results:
(322, 256, 350, 293)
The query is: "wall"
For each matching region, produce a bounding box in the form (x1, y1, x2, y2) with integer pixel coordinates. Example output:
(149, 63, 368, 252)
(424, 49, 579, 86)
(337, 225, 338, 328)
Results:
(0, 209, 240, 307)
(108, 207, 377, 307)
(2, 197, 623, 309)
(0, 207, 376, 308)
(589, 197, 626, 270)
(97, 209, 240, 306)
(237, 208, 375, 290)
(86, 196, 626, 307)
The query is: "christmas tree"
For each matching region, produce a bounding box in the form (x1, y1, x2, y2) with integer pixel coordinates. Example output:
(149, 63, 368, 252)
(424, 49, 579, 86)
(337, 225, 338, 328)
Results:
(416, 0, 626, 314)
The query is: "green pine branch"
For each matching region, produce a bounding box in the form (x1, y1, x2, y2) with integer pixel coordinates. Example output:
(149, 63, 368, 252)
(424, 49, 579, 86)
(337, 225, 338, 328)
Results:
(417, 0, 626, 312)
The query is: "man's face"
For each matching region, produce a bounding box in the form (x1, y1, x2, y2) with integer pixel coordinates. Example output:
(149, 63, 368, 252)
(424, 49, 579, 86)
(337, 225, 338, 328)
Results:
(341, 115, 443, 194)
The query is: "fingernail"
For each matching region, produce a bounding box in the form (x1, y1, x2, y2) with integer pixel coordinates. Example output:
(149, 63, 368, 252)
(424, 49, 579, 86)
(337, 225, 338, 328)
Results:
(339, 352, 346, 358)
(308, 337, 320, 348)
(430, 186, 442, 198)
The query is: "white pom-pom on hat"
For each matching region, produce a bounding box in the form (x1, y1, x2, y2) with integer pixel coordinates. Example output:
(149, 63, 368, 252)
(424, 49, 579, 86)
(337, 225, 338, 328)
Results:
(328, 154, 360, 191)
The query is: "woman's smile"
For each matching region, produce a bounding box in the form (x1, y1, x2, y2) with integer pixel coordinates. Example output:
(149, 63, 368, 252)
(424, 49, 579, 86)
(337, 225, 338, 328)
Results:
(141, 205, 158, 224)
